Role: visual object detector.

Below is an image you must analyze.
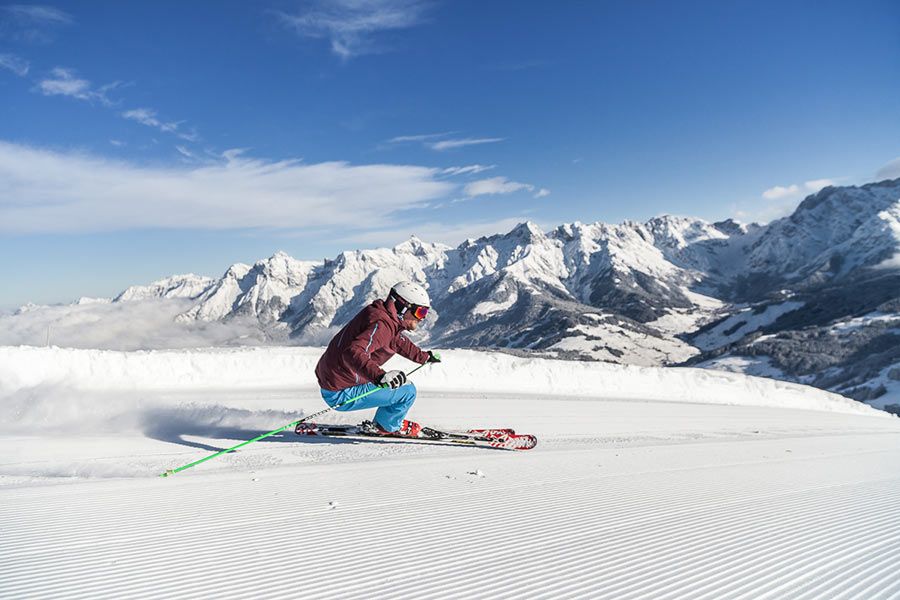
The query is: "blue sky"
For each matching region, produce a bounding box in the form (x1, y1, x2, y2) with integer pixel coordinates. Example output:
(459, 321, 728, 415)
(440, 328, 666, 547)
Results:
(2, 0, 899, 307)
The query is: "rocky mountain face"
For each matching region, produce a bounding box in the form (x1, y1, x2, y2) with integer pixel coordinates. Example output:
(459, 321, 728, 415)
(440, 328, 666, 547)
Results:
(106, 178, 900, 410)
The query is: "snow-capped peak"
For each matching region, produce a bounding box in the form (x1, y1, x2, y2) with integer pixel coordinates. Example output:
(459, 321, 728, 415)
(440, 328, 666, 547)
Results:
(114, 274, 215, 303)
(252, 252, 322, 287)
(393, 235, 451, 257)
(509, 221, 545, 240)
(712, 218, 753, 236)
(645, 215, 729, 248)
(88, 178, 899, 379)
(746, 178, 900, 285)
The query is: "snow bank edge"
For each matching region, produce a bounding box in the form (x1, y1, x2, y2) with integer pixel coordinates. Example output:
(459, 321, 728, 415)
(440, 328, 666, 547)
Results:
(0, 345, 887, 418)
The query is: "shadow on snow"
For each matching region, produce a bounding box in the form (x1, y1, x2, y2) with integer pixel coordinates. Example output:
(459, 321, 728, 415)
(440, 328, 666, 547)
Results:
(139, 405, 480, 452)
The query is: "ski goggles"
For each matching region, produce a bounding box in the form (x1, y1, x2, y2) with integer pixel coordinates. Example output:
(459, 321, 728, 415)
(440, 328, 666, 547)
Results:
(411, 305, 429, 320)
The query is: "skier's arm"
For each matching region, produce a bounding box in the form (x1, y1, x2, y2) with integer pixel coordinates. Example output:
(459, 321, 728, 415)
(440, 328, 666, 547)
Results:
(391, 334, 431, 364)
(346, 320, 392, 382)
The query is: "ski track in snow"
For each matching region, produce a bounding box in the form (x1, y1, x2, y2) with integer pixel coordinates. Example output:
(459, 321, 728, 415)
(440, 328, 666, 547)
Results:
(1, 347, 899, 599)
(2, 394, 900, 599)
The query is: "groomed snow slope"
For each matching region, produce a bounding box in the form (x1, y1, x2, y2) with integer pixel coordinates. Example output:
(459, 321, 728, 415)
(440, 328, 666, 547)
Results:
(1, 347, 899, 599)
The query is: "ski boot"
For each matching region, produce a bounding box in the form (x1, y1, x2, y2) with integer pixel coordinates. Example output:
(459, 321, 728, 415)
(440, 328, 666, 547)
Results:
(369, 419, 423, 438)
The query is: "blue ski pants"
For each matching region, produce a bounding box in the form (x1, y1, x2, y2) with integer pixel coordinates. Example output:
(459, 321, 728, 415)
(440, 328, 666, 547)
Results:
(320, 382, 417, 432)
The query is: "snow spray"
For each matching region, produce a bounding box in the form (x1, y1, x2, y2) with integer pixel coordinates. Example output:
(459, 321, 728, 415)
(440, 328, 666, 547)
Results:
(159, 362, 429, 477)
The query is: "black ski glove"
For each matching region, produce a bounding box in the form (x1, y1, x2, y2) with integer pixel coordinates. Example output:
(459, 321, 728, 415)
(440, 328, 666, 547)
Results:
(426, 350, 442, 364)
(378, 370, 407, 389)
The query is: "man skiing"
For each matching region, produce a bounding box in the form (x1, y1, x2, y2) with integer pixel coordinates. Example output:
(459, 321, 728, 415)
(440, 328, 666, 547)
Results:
(314, 281, 441, 437)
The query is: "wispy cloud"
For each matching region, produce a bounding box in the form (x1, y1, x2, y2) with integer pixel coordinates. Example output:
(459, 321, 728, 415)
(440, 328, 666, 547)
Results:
(734, 177, 838, 223)
(33, 66, 195, 143)
(3, 4, 72, 24)
(37, 67, 120, 105)
(37, 67, 91, 98)
(1, 4, 73, 43)
(121, 108, 198, 142)
(0, 300, 269, 351)
(388, 132, 454, 144)
(0, 52, 29, 76)
(0, 141, 455, 234)
(441, 164, 496, 176)
(464, 176, 545, 198)
(273, 0, 431, 59)
(760, 184, 800, 200)
(384, 132, 504, 152)
(761, 178, 835, 200)
(430, 137, 504, 151)
(174, 145, 198, 160)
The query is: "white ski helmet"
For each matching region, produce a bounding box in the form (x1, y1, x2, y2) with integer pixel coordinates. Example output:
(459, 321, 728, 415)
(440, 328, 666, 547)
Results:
(389, 281, 431, 308)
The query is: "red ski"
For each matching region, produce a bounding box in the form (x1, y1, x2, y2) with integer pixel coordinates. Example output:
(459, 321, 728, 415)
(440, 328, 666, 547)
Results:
(295, 421, 537, 451)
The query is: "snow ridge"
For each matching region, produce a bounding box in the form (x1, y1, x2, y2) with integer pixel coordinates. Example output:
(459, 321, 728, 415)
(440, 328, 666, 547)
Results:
(0, 346, 883, 423)
(114, 274, 214, 303)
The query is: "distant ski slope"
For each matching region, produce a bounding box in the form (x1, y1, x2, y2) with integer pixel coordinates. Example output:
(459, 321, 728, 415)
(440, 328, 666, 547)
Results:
(1, 347, 898, 598)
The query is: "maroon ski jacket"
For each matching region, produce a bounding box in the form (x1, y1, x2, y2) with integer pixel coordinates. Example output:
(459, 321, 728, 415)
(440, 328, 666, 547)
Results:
(315, 299, 430, 391)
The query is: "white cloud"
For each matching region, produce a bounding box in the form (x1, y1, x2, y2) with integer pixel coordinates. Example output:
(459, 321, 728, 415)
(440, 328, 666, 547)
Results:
(388, 132, 453, 144)
(761, 184, 800, 200)
(3, 5, 72, 25)
(175, 145, 197, 160)
(534, 188, 551, 198)
(876, 157, 900, 180)
(803, 178, 835, 191)
(386, 132, 502, 152)
(735, 178, 838, 224)
(38, 66, 89, 96)
(430, 137, 504, 151)
(121, 108, 197, 142)
(34, 68, 199, 147)
(0, 299, 269, 351)
(34, 67, 194, 143)
(37, 67, 119, 105)
(441, 164, 496, 176)
(274, 0, 430, 59)
(0, 52, 29, 76)
(464, 176, 534, 197)
(1, 4, 73, 43)
(122, 107, 166, 127)
(0, 141, 455, 234)
(761, 178, 835, 201)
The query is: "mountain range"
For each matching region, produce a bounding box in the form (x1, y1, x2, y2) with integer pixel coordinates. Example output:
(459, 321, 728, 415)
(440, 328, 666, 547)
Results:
(33, 178, 900, 412)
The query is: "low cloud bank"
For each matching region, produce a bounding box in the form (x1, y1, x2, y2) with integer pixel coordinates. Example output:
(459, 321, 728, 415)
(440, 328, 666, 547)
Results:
(0, 299, 271, 350)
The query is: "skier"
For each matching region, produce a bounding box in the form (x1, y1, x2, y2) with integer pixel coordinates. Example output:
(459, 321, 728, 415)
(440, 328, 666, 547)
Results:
(314, 281, 441, 438)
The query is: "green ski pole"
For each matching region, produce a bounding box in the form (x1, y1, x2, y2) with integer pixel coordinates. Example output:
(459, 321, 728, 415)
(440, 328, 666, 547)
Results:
(160, 363, 428, 478)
